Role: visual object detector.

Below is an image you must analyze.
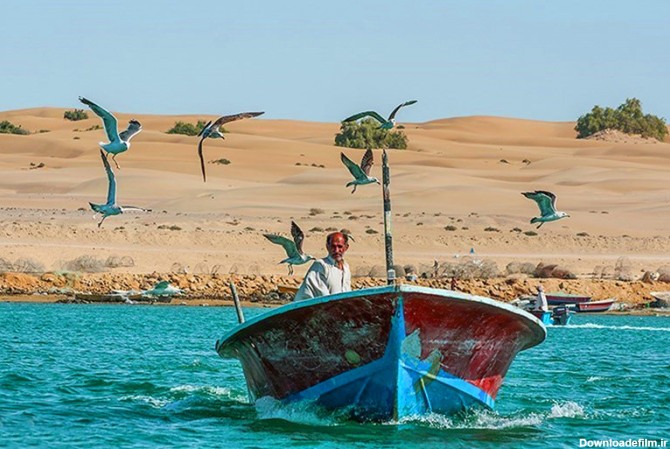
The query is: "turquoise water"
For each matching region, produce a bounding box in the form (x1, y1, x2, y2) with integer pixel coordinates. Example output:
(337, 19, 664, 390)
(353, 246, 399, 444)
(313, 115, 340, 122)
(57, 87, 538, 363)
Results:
(1, 303, 668, 449)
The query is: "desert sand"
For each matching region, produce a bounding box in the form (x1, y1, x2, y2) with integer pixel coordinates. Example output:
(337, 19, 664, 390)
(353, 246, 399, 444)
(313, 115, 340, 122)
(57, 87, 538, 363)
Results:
(1, 107, 670, 295)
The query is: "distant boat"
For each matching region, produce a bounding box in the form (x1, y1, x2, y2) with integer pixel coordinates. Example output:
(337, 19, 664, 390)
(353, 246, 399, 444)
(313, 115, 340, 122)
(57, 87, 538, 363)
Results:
(546, 292, 592, 305)
(526, 305, 572, 325)
(216, 285, 546, 421)
(573, 298, 616, 313)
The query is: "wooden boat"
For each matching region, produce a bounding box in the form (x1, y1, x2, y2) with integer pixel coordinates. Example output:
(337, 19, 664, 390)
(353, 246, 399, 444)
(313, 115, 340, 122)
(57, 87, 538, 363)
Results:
(650, 291, 670, 308)
(277, 285, 299, 295)
(574, 298, 616, 313)
(546, 292, 591, 305)
(73, 292, 171, 304)
(216, 284, 546, 421)
(74, 293, 141, 303)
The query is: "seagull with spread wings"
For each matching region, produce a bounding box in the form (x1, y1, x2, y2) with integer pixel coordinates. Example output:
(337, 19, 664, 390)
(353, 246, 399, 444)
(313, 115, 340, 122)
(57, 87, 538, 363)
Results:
(522, 190, 570, 228)
(89, 150, 150, 228)
(263, 221, 314, 275)
(79, 97, 142, 169)
(340, 148, 380, 194)
(343, 100, 417, 130)
(197, 111, 264, 182)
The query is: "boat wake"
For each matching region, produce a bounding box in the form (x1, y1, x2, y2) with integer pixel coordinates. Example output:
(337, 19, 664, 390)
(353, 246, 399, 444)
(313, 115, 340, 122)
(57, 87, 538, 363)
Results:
(255, 396, 344, 426)
(120, 383, 252, 420)
(397, 401, 586, 430)
(556, 323, 670, 332)
(253, 397, 587, 429)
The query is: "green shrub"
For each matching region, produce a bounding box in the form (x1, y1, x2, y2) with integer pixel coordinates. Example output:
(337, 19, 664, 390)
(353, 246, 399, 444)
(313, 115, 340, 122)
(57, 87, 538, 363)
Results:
(334, 118, 408, 149)
(0, 120, 29, 135)
(575, 98, 668, 141)
(166, 120, 217, 136)
(63, 109, 88, 121)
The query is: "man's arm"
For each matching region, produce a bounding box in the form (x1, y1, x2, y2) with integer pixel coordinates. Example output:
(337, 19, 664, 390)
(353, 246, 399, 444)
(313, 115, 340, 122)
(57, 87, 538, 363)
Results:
(294, 261, 328, 301)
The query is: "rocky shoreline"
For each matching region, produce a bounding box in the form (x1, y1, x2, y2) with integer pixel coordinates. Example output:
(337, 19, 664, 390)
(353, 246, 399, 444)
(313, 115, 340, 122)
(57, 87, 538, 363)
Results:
(1, 271, 669, 309)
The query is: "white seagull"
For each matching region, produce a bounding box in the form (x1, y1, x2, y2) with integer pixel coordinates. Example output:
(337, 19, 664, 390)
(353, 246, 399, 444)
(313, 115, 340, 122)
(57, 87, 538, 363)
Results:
(79, 97, 142, 169)
(340, 148, 380, 193)
(522, 190, 570, 228)
(197, 111, 264, 182)
(263, 221, 314, 275)
(89, 150, 150, 228)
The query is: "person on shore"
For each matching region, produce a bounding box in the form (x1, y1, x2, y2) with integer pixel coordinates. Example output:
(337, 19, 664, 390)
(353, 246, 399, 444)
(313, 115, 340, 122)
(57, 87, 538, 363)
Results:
(534, 284, 549, 312)
(294, 231, 351, 301)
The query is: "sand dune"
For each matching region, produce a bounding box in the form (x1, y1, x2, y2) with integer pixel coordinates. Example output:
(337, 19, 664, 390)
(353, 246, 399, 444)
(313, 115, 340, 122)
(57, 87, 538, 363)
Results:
(1, 107, 670, 279)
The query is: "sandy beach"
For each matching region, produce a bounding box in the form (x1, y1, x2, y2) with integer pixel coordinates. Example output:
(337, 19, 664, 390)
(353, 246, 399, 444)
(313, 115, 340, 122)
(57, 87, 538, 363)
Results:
(1, 107, 670, 305)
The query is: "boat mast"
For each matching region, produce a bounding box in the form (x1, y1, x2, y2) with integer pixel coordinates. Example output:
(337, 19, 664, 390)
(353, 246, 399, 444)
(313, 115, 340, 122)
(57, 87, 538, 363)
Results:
(382, 149, 395, 285)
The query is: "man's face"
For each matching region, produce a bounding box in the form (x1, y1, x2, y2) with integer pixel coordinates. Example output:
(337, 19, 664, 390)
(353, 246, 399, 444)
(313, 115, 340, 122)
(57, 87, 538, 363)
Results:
(327, 234, 349, 263)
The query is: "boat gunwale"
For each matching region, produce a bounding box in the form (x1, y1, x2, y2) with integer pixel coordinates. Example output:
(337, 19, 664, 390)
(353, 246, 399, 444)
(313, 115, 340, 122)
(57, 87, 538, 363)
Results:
(216, 284, 547, 353)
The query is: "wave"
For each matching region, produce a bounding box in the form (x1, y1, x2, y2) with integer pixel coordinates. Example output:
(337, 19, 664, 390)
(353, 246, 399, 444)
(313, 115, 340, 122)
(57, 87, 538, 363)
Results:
(398, 400, 585, 430)
(557, 323, 670, 332)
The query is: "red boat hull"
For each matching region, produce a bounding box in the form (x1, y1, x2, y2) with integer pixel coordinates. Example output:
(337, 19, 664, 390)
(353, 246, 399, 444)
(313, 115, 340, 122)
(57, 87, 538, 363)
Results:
(575, 299, 615, 313)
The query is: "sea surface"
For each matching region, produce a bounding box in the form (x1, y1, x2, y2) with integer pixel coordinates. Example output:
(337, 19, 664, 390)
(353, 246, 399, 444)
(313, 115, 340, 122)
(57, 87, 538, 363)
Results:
(1, 302, 668, 449)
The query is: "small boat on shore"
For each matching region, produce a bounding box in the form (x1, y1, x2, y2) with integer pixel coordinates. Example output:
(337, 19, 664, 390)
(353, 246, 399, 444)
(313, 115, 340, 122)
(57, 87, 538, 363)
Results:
(546, 292, 591, 305)
(73, 292, 172, 304)
(216, 284, 545, 421)
(573, 298, 616, 313)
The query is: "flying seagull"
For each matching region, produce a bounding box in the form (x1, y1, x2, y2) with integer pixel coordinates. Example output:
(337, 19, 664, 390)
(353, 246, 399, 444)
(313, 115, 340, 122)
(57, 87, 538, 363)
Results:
(89, 150, 150, 228)
(343, 100, 417, 130)
(263, 221, 314, 275)
(522, 190, 570, 228)
(79, 97, 142, 169)
(340, 148, 380, 193)
(197, 111, 264, 182)
(339, 228, 355, 243)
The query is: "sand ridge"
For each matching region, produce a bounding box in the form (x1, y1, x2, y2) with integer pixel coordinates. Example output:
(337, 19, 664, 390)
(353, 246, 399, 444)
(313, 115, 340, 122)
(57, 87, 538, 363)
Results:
(1, 107, 670, 282)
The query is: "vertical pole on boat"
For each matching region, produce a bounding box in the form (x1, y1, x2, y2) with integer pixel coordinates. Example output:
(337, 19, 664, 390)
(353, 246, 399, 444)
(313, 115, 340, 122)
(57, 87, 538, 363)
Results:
(382, 149, 395, 285)
(229, 282, 245, 324)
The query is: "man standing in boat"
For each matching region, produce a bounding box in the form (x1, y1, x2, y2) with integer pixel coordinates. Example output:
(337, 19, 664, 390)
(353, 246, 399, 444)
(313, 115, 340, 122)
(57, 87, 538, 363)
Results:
(534, 284, 549, 312)
(294, 231, 352, 301)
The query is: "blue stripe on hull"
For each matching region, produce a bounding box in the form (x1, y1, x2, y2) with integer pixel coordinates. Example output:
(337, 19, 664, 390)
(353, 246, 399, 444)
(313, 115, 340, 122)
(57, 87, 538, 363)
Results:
(284, 295, 494, 420)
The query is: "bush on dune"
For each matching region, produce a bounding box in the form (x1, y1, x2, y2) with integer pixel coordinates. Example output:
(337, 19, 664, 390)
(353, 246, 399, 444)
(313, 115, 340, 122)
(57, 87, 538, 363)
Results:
(575, 98, 667, 141)
(334, 118, 408, 149)
(63, 109, 88, 121)
(166, 120, 221, 136)
(0, 120, 30, 135)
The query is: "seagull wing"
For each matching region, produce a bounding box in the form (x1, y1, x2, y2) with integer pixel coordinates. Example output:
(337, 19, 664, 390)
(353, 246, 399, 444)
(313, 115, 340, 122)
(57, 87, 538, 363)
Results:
(197, 136, 207, 182)
(120, 206, 149, 212)
(360, 148, 374, 176)
(79, 97, 119, 143)
(343, 111, 386, 124)
(212, 111, 265, 128)
(264, 233, 300, 259)
(100, 150, 116, 206)
(522, 191, 556, 216)
(119, 120, 142, 142)
(534, 190, 558, 212)
(387, 100, 418, 121)
(340, 152, 366, 180)
(290, 221, 305, 254)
